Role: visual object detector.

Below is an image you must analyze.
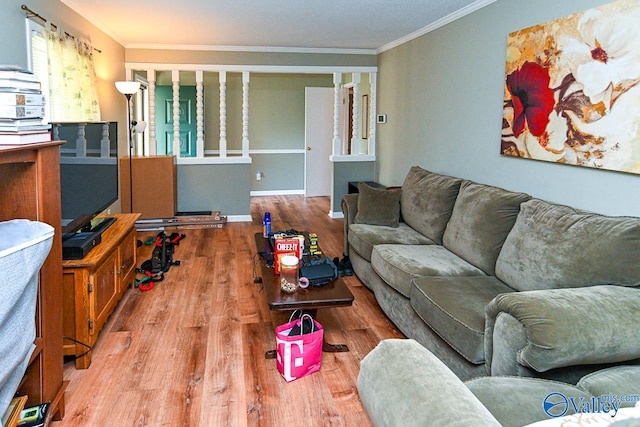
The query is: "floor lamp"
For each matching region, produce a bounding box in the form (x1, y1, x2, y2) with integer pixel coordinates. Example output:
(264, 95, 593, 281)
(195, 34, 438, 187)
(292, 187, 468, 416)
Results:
(115, 81, 141, 213)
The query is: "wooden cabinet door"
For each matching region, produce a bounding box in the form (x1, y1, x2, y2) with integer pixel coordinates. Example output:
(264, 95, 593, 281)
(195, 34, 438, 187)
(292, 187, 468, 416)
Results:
(89, 250, 118, 337)
(118, 229, 137, 292)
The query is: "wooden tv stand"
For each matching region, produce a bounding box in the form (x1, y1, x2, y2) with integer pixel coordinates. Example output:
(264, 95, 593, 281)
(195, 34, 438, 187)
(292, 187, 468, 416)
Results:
(62, 213, 139, 369)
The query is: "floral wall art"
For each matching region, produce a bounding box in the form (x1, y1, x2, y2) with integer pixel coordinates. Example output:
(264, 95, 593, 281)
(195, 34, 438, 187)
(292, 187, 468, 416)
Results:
(501, 0, 640, 175)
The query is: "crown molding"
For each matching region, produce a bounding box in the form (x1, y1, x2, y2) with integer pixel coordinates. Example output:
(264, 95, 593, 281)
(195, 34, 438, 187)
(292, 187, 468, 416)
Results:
(377, 0, 497, 53)
(61, 0, 495, 55)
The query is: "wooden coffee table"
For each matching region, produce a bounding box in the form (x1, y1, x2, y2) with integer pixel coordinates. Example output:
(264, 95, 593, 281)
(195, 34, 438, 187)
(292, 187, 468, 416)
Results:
(254, 233, 354, 358)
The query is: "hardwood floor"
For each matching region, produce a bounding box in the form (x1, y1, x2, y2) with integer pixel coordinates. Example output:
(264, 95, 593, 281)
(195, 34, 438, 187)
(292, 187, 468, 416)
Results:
(51, 196, 404, 426)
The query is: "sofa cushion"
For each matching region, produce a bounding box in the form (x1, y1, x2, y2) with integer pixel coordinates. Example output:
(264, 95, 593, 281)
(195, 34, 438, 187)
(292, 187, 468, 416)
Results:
(400, 166, 462, 244)
(495, 199, 640, 291)
(359, 339, 502, 427)
(410, 276, 515, 364)
(348, 223, 434, 261)
(354, 182, 402, 227)
(577, 366, 640, 408)
(466, 377, 593, 426)
(442, 181, 530, 275)
(371, 244, 486, 297)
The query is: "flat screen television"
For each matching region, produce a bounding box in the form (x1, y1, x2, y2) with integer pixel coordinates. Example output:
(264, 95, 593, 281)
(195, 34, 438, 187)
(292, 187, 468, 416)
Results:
(54, 122, 119, 238)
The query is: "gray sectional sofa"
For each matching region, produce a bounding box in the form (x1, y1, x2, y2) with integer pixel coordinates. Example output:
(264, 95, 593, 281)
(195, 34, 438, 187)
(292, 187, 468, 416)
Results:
(358, 339, 640, 427)
(342, 166, 640, 383)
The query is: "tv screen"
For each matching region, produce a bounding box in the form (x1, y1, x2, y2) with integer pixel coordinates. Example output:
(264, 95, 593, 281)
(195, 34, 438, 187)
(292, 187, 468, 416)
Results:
(55, 122, 118, 234)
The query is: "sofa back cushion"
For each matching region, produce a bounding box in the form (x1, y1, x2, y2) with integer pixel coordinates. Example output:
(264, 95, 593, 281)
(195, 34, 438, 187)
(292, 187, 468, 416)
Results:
(496, 199, 640, 291)
(354, 182, 402, 227)
(400, 166, 462, 244)
(442, 181, 530, 275)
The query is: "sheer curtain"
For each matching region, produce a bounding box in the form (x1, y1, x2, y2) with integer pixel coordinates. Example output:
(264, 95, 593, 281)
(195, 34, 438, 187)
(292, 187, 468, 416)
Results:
(44, 27, 100, 122)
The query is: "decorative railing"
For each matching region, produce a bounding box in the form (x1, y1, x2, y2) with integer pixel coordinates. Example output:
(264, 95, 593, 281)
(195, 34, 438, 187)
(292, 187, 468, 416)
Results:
(124, 64, 377, 164)
(52, 121, 117, 164)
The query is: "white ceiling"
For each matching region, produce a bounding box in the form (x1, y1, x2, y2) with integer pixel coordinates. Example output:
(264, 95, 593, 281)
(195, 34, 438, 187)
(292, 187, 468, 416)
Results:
(60, 0, 495, 53)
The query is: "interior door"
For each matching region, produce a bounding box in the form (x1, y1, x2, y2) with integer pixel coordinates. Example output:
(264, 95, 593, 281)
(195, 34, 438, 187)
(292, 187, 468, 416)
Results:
(155, 85, 197, 157)
(304, 87, 333, 197)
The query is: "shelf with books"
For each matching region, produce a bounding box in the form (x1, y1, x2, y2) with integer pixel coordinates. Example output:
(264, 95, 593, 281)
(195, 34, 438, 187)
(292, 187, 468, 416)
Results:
(0, 67, 42, 93)
(0, 131, 51, 145)
(0, 66, 50, 145)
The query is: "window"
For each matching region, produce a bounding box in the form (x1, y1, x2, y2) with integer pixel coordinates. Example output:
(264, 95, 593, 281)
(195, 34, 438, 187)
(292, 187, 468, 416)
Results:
(27, 19, 100, 122)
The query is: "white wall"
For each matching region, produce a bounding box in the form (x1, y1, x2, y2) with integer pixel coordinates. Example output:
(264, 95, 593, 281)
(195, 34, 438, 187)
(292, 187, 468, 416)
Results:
(377, 0, 640, 217)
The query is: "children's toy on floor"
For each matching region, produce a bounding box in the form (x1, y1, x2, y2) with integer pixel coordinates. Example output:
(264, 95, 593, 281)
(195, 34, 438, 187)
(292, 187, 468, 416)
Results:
(135, 231, 185, 291)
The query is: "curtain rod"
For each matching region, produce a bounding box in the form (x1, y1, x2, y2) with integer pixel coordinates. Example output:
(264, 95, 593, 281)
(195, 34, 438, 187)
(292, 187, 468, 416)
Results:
(20, 4, 102, 53)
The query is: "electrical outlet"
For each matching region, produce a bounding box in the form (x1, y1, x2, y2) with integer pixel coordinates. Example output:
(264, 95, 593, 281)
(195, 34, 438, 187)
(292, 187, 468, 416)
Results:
(256, 170, 263, 181)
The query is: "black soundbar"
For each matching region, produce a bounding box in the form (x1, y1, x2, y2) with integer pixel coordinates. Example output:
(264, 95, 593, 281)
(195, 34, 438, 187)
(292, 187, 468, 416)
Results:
(62, 231, 102, 260)
(62, 217, 117, 260)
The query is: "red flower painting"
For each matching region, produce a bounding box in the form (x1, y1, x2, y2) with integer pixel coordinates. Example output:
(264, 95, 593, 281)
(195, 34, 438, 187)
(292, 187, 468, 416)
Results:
(506, 61, 555, 138)
(501, 0, 640, 175)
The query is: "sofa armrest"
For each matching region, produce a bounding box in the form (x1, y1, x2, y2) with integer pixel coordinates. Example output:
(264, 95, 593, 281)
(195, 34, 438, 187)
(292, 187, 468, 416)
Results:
(485, 285, 640, 375)
(358, 339, 501, 426)
(341, 193, 359, 256)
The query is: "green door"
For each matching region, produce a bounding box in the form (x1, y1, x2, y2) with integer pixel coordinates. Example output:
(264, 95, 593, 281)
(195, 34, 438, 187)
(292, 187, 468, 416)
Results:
(155, 85, 198, 157)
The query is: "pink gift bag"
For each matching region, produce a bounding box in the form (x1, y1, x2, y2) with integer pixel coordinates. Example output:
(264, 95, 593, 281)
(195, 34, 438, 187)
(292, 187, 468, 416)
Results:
(275, 313, 324, 382)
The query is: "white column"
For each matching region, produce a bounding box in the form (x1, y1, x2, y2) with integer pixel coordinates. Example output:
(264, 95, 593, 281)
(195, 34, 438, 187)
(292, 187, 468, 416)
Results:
(172, 70, 181, 157)
(196, 70, 205, 158)
(368, 72, 377, 157)
(219, 71, 227, 158)
(351, 73, 361, 155)
(76, 123, 87, 158)
(332, 73, 342, 156)
(242, 71, 250, 158)
(147, 69, 157, 156)
(100, 122, 110, 158)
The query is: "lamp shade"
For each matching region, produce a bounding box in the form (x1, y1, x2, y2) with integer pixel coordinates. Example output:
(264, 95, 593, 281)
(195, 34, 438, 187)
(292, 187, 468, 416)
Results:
(115, 81, 140, 95)
(133, 121, 147, 133)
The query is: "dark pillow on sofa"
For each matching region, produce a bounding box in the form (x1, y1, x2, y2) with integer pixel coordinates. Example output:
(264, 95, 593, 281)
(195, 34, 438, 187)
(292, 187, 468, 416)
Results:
(354, 183, 401, 227)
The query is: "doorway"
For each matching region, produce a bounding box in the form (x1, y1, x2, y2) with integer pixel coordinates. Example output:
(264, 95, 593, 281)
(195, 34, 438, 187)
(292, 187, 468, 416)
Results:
(304, 87, 333, 197)
(155, 85, 198, 157)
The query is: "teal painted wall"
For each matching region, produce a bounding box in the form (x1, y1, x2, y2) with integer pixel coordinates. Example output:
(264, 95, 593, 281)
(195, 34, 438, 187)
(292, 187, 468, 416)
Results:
(377, 0, 640, 217)
(1, 0, 29, 66)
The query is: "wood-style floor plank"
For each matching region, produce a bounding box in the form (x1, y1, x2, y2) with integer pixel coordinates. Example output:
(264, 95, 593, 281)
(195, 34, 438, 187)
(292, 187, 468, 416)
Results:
(51, 196, 404, 426)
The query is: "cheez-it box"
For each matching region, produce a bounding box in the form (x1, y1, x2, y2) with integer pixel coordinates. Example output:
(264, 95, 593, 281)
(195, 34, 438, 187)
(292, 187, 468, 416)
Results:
(274, 237, 301, 274)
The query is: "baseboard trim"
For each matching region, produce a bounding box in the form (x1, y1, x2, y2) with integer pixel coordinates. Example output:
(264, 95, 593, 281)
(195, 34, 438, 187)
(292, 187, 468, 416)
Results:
(329, 210, 344, 219)
(250, 190, 305, 196)
(227, 215, 252, 222)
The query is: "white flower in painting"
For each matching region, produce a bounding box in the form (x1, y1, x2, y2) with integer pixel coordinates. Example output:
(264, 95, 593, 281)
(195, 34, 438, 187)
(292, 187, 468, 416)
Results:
(523, 110, 567, 163)
(570, 83, 640, 172)
(564, 7, 640, 107)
